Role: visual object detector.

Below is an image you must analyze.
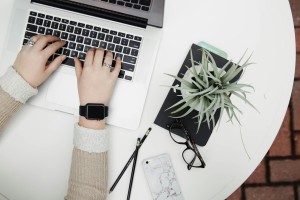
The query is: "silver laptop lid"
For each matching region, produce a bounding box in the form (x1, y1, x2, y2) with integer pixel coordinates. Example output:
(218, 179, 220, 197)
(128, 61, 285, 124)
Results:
(31, 0, 165, 28)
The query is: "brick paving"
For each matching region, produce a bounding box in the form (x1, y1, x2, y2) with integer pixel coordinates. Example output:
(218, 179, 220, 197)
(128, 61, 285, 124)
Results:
(227, 1, 300, 199)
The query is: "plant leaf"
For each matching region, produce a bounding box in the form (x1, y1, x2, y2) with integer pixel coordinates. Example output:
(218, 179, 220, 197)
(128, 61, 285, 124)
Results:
(171, 97, 197, 114)
(166, 95, 195, 111)
(231, 91, 259, 113)
(164, 73, 194, 88)
(172, 98, 199, 118)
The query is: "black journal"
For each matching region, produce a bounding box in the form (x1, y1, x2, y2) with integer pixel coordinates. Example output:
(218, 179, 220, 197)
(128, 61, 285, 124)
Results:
(154, 43, 241, 146)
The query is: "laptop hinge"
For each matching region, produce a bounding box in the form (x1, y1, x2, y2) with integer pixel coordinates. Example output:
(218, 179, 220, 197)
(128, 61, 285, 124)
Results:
(31, 0, 148, 28)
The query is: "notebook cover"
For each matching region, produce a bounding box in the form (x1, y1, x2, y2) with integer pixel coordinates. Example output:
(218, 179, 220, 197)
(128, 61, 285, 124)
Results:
(154, 44, 241, 146)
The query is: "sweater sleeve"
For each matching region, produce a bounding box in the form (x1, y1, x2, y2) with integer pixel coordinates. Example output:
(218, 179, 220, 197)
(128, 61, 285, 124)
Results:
(0, 66, 38, 133)
(65, 124, 109, 200)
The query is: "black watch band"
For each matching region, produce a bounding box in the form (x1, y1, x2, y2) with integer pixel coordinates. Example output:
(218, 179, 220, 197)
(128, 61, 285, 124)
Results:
(79, 103, 109, 120)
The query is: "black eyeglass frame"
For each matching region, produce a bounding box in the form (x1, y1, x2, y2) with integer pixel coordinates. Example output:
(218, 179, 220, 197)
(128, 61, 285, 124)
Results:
(167, 119, 206, 170)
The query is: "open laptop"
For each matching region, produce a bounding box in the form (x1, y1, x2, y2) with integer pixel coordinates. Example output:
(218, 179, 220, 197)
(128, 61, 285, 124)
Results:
(0, 0, 164, 130)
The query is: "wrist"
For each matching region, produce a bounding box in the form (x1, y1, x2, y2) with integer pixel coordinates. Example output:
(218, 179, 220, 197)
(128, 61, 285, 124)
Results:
(79, 116, 106, 130)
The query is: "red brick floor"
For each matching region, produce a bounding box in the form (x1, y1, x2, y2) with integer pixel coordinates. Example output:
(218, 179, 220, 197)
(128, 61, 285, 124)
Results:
(227, 1, 300, 199)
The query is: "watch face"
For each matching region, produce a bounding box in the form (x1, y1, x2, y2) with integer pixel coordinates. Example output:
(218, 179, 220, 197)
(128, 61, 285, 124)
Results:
(87, 104, 105, 119)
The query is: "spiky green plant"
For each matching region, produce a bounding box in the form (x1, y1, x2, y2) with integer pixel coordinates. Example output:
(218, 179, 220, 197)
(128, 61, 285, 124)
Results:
(165, 48, 257, 132)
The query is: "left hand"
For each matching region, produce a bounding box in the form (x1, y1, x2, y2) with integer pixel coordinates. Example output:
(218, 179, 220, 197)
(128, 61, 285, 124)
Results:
(13, 35, 67, 88)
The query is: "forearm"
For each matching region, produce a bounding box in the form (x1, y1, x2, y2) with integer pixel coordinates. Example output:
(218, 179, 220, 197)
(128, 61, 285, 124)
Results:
(0, 88, 22, 133)
(66, 149, 108, 200)
(0, 66, 38, 133)
(65, 123, 109, 200)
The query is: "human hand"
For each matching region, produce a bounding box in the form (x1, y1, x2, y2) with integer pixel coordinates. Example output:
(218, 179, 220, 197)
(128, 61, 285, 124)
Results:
(13, 35, 67, 88)
(74, 48, 121, 106)
(74, 48, 121, 129)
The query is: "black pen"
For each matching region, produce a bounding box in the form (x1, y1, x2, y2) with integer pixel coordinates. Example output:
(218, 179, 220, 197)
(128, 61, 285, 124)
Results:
(127, 138, 140, 200)
(109, 127, 152, 194)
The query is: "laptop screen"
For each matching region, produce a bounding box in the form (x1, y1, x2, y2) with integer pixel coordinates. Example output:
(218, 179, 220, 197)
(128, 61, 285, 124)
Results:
(31, 0, 164, 28)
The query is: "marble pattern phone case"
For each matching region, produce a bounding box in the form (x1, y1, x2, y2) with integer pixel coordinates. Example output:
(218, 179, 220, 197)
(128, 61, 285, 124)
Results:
(142, 154, 184, 200)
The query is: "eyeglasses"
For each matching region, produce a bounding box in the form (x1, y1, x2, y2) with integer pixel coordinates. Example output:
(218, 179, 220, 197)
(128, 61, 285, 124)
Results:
(166, 119, 206, 170)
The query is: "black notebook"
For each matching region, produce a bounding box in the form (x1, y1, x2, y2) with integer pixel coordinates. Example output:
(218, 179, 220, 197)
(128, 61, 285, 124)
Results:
(154, 43, 242, 146)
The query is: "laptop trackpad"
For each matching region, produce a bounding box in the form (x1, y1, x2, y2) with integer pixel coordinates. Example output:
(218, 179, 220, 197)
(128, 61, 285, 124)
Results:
(46, 73, 79, 109)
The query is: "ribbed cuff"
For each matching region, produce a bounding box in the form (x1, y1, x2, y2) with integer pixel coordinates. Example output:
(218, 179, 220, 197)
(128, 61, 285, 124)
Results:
(73, 123, 109, 153)
(0, 66, 38, 103)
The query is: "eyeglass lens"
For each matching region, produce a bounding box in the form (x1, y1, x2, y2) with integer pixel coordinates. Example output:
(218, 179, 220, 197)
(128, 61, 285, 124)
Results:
(169, 122, 204, 168)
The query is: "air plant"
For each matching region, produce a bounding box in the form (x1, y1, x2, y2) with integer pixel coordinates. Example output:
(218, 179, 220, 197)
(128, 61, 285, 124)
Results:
(165, 48, 257, 132)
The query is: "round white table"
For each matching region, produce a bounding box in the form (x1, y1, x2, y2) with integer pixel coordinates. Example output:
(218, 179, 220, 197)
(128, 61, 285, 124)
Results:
(0, 0, 295, 199)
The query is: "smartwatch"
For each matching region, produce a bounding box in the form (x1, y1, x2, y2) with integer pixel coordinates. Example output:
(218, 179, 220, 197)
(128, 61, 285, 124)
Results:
(79, 103, 108, 120)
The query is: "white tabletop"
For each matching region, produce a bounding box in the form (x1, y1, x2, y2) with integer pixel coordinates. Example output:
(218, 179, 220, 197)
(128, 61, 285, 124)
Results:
(0, 0, 296, 200)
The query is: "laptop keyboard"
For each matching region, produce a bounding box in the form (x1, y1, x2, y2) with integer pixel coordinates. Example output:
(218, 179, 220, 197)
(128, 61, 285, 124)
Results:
(23, 11, 143, 81)
(102, 0, 152, 12)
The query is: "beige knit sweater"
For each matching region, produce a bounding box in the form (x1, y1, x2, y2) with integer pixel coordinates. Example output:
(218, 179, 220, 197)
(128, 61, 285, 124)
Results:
(0, 67, 108, 200)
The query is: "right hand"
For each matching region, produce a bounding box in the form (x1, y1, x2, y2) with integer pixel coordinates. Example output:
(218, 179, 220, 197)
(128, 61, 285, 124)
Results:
(74, 48, 121, 129)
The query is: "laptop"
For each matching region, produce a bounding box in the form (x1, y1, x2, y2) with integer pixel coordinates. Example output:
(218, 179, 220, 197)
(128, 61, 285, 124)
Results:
(0, 0, 164, 130)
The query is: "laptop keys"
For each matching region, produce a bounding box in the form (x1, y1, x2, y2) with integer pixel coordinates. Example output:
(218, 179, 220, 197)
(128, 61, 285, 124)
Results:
(51, 22, 59, 29)
(36, 18, 43, 25)
(78, 23, 85, 27)
(100, 41, 108, 49)
(28, 16, 36, 24)
(131, 49, 139, 56)
(46, 15, 53, 20)
(62, 19, 69, 24)
(61, 32, 68, 39)
(67, 26, 74, 33)
(53, 30, 61, 37)
(23, 11, 142, 81)
(62, 57, 75, 66)
(129, 40, 140, 49)
(59, 24, 66, 31)
(105, 35, 113, 42)
(24, 31, 36, 39)
(85, 24, 93, 29)
(102, 28, 109, 33)
(26, 24, 37, 32)
(125, 3, 133, 8)
(94, 26, 101, 31)
(30, 11, 37, 16)
(46, 29, 53, 35)
(38, 27, 46, 34)
(97, 33, 105, 40)
(76, 44, 84, 51)
(92, 40, 100, 47)
(43, 20, 51, 27)
(82, 29, 90, 36)
(84, 38, 92, 45)
(74, 27, 82, 34)
(123, 55, 136, 64)
(139, 0, 151, 6)
(54, 17, 61, 22)
(107, 43, 115, 51)
(71, 51, 78, 57)
(76, 36, 84, 43)
(38, 13, 45, 18)
(68, 34, 76, 41)
(108, 0, 151, 12)
(70, 21, 77, 26)
(68, 42, 76, 49)
(78, 52, 86, 60)
(121, 62, 135, 72)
